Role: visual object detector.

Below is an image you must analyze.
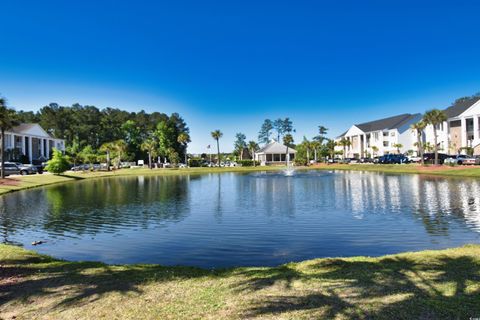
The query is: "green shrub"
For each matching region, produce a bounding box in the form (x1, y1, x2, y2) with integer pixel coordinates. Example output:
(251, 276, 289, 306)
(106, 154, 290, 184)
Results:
(237, 160, 260, 167)
(45, 148, 70, 174)
(188, 158, 205, 167)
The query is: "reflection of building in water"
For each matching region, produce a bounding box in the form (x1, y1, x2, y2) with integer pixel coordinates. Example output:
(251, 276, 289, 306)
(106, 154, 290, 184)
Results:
(331, 172, 480, 233)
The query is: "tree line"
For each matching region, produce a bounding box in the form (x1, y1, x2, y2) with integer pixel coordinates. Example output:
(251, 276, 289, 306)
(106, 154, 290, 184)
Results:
(0, 100, 190, 172)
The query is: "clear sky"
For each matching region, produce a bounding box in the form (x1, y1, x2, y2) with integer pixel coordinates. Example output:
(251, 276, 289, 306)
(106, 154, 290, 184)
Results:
(1, 0, 480, 153)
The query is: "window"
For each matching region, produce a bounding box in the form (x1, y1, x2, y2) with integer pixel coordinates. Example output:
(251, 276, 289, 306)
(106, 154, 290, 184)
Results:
(373, 132, 379, 140)
(383, 141, 389, 147)
(266, 154, 273, 162)
(281, 154, 286, 161)
(383, 131, 388, 137)
(274, 154, 281, 162)
(390, 131, 395, 137)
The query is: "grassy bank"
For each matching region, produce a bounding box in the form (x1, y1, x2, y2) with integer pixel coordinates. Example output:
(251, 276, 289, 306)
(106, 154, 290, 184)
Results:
(1, 164, 480, 196)
(0, 244, 479, 319)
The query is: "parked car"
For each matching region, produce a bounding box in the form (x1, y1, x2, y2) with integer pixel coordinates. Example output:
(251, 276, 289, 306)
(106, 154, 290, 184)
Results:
(444, 155, 468, 165)
(408, 156, 422, 163)
(0, 162, 32, 176)
(359, 157, 374, 163)
(446, 155, 480, 165)
(377, 154, 410, 164)
(71, 164, 90, 171)
(327, 157, 341, 163)
(423, 153, 450, 164)
(15, 163, 41, 174)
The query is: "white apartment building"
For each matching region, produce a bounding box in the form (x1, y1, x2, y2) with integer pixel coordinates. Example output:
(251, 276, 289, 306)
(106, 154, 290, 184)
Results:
(424, 97, 480, 155)
(1, 123, 65, 163)
(335, 113, 422, 158)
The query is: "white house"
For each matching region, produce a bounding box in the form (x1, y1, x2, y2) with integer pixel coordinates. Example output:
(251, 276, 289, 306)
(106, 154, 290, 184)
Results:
(255, 140, 296, 165)
(336, 113, 422, 158)
(1, 123, 65, 163)
(424, 97, 480, 155)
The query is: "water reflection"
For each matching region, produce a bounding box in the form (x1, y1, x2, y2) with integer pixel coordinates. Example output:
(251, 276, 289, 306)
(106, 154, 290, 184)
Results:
(0, 171, 479, 268)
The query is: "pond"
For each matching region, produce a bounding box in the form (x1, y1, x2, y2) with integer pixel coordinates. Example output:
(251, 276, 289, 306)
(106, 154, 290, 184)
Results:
(1, 170, 480, 268)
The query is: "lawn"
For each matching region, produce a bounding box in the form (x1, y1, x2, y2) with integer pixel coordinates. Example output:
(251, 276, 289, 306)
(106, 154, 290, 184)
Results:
(0, 244, 479, 319)
(1, 164, 480, 196)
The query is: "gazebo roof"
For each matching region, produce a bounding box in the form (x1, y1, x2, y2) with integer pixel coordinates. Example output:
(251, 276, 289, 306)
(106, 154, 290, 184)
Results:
(257, 140, 297, 154)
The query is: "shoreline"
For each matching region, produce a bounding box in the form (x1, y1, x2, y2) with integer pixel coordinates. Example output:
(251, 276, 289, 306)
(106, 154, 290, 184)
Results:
(1, 164, 480, 196)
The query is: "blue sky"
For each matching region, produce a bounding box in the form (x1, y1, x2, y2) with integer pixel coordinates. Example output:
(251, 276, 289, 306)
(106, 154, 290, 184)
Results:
(1, 1, 480, 153)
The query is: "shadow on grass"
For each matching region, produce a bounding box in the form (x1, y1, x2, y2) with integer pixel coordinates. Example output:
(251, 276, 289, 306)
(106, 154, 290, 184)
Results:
(233, 252, 480, 319)
(1, 247, 480, 319)
(0, 253, 212, 310)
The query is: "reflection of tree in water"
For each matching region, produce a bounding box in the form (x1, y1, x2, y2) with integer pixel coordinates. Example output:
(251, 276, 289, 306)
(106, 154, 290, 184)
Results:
(37, 175, 192, 236)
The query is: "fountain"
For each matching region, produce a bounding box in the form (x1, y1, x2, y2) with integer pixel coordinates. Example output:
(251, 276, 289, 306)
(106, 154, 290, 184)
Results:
(284, 153, 295, 176)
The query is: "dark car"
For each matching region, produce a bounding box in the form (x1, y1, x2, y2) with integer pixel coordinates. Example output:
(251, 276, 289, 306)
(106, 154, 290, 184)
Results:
(378, 154, 410, 164)
(423, 153, 450, 164)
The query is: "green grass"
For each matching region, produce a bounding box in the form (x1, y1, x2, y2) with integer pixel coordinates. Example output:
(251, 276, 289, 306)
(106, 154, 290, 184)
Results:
(1, 244, 479, 319)
(1, 164, 480, 196)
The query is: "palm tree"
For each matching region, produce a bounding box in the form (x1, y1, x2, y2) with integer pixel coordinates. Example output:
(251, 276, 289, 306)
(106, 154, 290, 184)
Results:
(302, 137, 312, 164)
(411, 121, 426, 165)
(99, 141, 116, 171)
(371, 146, 379, 157)
(211, 130, 223, 165)
(311, 140, 320, 162)
(247, 141, 259, 167)
(338, 138, 351, 159)
(283, 134, 294, 165)
(0, 98, 19, 179)
(141, 138, 157, 169)
(177, 132, 190, 165)
(392, 143, 403, 154)
(113, 139, 127, 169)
(423, 109, 447, 165)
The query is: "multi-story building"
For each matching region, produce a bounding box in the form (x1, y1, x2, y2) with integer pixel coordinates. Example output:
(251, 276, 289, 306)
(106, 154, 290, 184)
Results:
(1, 123, 65, 163)
(335, 113, 422, 158)
(424, 97, 480, 155)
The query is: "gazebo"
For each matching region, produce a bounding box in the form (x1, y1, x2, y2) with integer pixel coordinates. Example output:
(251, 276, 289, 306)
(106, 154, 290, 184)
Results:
(254, 140, 296, 165)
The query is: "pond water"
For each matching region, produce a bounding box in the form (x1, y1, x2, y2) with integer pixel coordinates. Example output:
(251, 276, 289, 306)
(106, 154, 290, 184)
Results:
(1, 170, 480, 268)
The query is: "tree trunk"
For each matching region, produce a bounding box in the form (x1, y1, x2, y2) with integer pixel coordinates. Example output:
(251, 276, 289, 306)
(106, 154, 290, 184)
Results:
(148, 152, 152, 169)
(216, 139, 220, 166)
(286, 147, 289, 165)
(306, 148, 310, 165)
(433, 127, 438, 165)
(252, 150, 256, 167)
(1, 129, 5, 179)
(417, 132, 425, 166)
(106, 151, 110, 171)
(314, 148, 317, 162)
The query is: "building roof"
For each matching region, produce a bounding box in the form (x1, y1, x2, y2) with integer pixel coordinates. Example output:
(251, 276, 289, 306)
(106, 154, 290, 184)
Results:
(443, 96, 480, 118)
(257, 140, 297, 154)
(355, 113, 421, 133)
(9, 123, 63, 140)
(10, 123, 37, 134)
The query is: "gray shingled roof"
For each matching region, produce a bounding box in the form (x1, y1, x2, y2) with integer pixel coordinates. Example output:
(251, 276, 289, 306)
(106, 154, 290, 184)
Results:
(257, 140, 297, 154)
(10, 123, 37, 134)
(355, 113, 420, 132)
(443, 96, 480, 118)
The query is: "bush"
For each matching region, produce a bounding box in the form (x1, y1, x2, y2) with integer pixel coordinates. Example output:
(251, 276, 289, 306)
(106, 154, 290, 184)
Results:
(188, 158, 205, 167)
(45, 148, 70, 174)
(237, 160, 260, 167)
